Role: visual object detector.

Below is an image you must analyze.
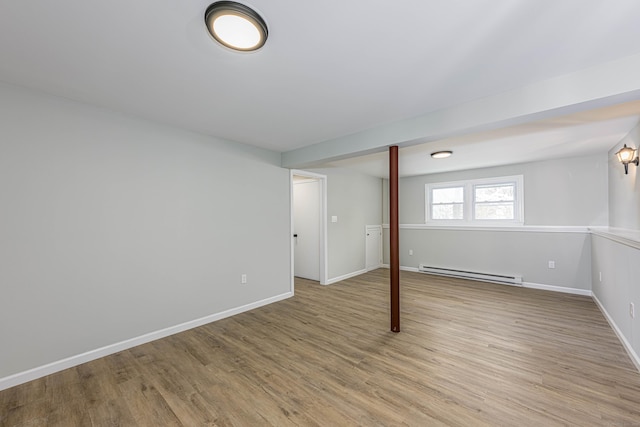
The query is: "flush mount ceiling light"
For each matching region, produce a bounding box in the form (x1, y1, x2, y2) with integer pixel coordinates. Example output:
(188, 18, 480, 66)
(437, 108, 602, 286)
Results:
(615, 144, 639, 175)
(431, 151, 453, 159)
(205, 1, 268, 51)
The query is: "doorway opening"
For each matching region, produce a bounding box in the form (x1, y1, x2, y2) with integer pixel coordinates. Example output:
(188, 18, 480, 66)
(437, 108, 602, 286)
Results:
(291, 170, 327, 286)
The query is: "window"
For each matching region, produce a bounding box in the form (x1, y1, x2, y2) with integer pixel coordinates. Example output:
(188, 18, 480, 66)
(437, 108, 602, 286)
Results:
(425, 175, 523, 226)
(474, 183, 515, 220)
(431, 186, 464, 220)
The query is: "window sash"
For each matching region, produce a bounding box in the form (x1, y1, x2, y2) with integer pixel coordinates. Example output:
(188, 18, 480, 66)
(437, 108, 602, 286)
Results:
(474, 202, 515, 220)
(430, 186, 465, 220)
(431, 202, 464, 220)
(473, 182, 516, 220)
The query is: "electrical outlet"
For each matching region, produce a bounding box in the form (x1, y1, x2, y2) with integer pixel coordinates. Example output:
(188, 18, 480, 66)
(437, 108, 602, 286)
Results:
(241, 274, 247, 284)
(548, 261, 555, 269)
(409, 249, 413, 256)
(631, 302, 635, 319)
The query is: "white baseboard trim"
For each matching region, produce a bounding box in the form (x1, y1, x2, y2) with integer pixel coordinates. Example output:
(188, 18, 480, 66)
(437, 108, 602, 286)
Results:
(0, 291, 293, 392)
(592, 294, 640, 373)
(365, 262, 383, 273)
(325, 269, 367, 285)
(522, 282, 592, 296)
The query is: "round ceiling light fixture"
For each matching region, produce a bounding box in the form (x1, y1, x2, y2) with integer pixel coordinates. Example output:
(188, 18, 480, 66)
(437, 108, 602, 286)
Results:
(431, 150, 453, 159)
(205, 2, 268, 51)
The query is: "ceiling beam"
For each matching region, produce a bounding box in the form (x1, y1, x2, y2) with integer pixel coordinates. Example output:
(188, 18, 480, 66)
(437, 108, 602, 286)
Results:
(282, 52, 640, 168)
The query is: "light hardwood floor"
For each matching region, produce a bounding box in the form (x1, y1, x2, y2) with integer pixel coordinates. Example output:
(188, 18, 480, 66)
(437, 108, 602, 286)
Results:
(2, 269, 640, 426)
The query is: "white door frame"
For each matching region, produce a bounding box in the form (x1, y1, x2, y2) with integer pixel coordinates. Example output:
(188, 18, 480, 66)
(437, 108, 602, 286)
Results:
(290, 170, 328, 286)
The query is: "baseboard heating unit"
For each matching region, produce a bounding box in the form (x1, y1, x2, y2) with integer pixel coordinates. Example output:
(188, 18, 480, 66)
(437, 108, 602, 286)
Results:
(418, 264, 523, 286)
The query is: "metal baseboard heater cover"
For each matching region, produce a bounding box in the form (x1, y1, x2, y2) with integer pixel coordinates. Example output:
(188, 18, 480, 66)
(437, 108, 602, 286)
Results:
(418, 264, 523, 286)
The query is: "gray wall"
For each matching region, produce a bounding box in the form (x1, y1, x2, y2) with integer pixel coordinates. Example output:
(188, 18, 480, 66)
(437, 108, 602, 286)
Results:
(608, 124, 640, 229)
(591, 234, 640, 364)
(590, 126, 640, 367)
(384, 154, 608, 225)
(0, 82, 291, 379)
(382, 154, 607, 289)
(310, 168, 382, 280)
(385, 228, 592, 290)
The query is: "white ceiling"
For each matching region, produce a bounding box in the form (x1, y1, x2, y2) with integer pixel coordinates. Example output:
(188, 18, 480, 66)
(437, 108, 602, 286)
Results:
(328, 101, 640, 177)
(1, 0, 640, 176)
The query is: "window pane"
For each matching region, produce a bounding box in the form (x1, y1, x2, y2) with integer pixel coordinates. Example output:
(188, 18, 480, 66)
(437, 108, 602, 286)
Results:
(475, 202, 514, 220)
(475, 184, 514, 203)
(432, 203, 464, 220)
(432, 187, 463, 203)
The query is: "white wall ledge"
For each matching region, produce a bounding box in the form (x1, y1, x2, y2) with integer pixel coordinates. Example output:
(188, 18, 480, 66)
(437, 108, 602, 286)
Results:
(589, 227, 640, 250)
(382, 224, 589, 233)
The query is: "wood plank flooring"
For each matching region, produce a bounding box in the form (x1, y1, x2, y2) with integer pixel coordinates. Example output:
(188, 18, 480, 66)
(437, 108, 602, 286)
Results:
(2, 269, 640, 426)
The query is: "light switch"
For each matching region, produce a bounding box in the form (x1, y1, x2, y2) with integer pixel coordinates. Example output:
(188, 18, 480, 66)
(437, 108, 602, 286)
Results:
(331, 216, 338, 223)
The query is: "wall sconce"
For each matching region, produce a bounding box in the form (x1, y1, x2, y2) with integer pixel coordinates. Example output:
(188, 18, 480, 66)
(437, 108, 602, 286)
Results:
(615, 144, 639, 175)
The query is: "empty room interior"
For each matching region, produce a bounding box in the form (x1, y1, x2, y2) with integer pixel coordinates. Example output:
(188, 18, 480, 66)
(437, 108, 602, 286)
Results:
(2, 1, 640, 425)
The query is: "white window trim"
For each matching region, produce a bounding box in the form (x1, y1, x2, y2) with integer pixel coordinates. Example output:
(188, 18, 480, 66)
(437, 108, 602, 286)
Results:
(425, 175, 524, 226)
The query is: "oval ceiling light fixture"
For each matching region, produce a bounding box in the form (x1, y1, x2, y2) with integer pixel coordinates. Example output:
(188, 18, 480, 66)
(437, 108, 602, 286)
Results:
(205, 1, 268, 51)
(431, 150, 453, 159)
